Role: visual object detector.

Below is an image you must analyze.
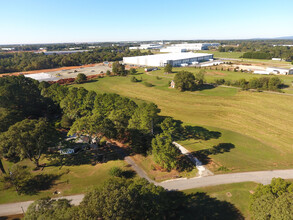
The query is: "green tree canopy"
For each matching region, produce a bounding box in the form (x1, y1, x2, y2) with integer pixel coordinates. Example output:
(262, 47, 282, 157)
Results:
(0, 118, 60, 167)
(174, 71, 196, 91)
(164, 64, 173, 73)
(0, 75, 45, 118)
(75, 73, 87, 84)
(24, 197, 73, 220)
(112, 61, 127, 76)
(77, 178, 186, 219)
(152, 134, 181, 171)
(250, 178, 293, 219)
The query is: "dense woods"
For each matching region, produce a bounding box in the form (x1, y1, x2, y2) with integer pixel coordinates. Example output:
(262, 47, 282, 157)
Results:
(0, 47, 151, 74)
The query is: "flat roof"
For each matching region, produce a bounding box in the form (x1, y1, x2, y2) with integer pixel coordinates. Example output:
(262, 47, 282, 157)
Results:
(124, 52, 213, 60)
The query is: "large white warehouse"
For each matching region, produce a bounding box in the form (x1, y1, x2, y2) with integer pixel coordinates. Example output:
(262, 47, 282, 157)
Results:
(160, 43, 220, 52)
(123, 52, 213, 67)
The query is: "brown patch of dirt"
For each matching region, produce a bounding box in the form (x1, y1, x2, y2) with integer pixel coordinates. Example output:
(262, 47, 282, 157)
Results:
(0, 63, 101, 77)
(226, 192, 232, 197)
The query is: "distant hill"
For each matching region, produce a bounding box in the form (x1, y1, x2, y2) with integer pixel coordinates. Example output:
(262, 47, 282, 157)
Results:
(273, 36, 293, 40)
(249, 36, 293, 40)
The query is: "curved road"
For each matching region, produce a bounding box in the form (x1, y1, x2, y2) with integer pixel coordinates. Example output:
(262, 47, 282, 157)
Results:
(1, 165, 293, 216)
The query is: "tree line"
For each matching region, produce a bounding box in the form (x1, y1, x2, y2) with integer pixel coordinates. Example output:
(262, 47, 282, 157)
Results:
(0, 47, 152, 74)
(214, 76, 284, 92)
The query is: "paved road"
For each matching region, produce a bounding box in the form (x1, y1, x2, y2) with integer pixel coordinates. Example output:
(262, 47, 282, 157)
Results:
(0, 194, 84, 217)
(159, 169, 293, 190)
(2, 166, 293, 216)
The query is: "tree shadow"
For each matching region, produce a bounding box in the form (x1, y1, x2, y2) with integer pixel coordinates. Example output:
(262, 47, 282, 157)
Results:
(121, 170, 136, 179)
(193, 143, 235, 165)
(182, 192, 244, 220)
(197, 83, 216, 91)
(181, 126, 221, 141)
(20, 173, 63, 195)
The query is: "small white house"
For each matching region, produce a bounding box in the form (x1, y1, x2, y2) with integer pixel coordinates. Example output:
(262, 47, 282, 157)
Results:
(170, 80, 175, 88)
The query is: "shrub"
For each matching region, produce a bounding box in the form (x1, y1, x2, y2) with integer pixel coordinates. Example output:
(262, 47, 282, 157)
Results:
(129, 68, 137, 75)
(130, 76, 139, 82)
(75, 73, 87, 84)
(109, 167, 123, 177)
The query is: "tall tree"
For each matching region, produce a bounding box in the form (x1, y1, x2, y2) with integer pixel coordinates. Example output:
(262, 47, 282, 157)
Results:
(0, 118, 60, 168)
(77, 178, 186, 219)
(164, 64, 173, 73)
(174, 71, 196, 91)
(24, 197, 73, 220)
(151, 134, 181, 171)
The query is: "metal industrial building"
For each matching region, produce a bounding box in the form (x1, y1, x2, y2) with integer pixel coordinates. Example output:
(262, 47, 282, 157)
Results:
(129, 44, 163, 50)
(123, 52, 213, 67)
(160, 43, 220, 52)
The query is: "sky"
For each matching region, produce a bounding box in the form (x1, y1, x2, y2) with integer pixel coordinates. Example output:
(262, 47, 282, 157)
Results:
(0, 0, 292, 44)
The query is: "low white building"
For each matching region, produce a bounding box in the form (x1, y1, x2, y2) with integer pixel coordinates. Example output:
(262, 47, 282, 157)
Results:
(254, 70, 270, 75)
(272, 58, 282, 61)
(123, 52, 213, 67)
(254, 67, 293, 75)
(266, 67, 290, 75)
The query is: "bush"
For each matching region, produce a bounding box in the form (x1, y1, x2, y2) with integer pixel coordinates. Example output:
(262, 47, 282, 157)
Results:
(109, 167, 123, 177)
(215, 79, 225, 85)
(75, 73, 87, 84)
(129, 68, 137, 75)
(130, 76, 139, 82)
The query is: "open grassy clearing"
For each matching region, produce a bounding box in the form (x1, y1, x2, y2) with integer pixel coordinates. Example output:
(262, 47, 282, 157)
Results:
(195, 50, 244, 59)
(0, 158, 132, 204)
(74, 70, 293, 173)
(183, 182, 258, 218)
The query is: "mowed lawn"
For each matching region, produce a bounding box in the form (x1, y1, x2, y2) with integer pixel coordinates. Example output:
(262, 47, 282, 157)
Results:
(74, 70, 293, 173)
(0, 158, 131, 204)
(183, 182, 259, 218)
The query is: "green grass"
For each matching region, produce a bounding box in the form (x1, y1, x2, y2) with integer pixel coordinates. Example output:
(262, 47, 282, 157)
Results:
(196, 50, 244, 59)
(73, 70, 293, 173)
(0, 158, 132, 204)
(183, 182, 259, 218)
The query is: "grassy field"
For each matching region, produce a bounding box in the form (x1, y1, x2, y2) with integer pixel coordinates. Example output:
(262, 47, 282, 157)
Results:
(0, 158, 132, 204)
(183, 182, 259, 218)
(196, 50, 244, 59)
(74, 69, 293, 173)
